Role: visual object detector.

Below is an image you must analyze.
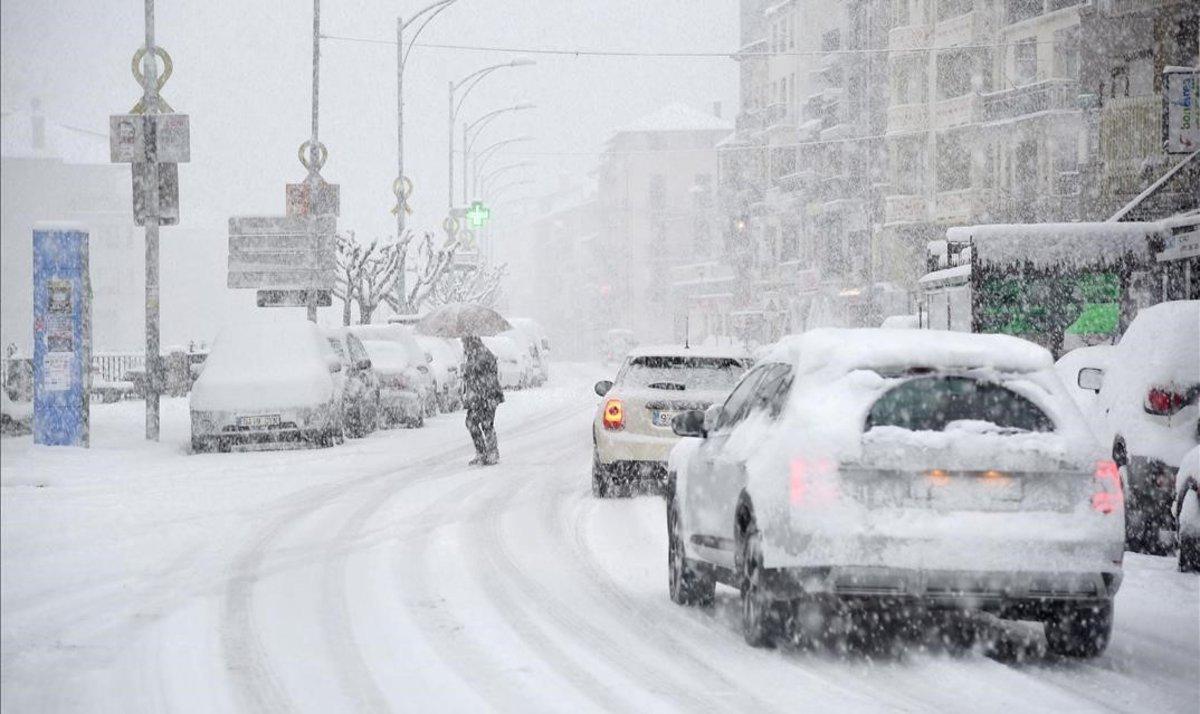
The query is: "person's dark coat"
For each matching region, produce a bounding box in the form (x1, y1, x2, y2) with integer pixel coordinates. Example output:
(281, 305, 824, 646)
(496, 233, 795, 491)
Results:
(461, 336, 504, 411)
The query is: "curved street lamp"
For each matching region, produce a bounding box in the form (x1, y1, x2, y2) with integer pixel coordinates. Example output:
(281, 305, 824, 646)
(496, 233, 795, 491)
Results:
(470, 135, 535, 197)
(478, 160, 534, 196)
(462, 104, 534, 201)
(448, 59, 534, 208)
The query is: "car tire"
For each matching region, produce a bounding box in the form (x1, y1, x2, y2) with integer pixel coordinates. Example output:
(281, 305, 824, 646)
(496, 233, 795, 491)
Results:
(217, 438, 232, 454)
(1043, 602, 1112, 658)
(592, 452, 610, 498)
(191, 436, 211, 454)
(1180, 535, 1200, 573)
(739, 521, 781, 648)
(667, 497, 714, 606)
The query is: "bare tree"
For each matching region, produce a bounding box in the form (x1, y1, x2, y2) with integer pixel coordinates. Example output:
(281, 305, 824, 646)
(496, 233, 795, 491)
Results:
(428, 262, 507, 308)
(385, 232, 460, 315)
(333, 230, 405, 325)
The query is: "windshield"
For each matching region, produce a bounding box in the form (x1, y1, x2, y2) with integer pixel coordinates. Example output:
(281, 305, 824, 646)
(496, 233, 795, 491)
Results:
(865, 376, 1054, 433)
(619, 356, 746, 391)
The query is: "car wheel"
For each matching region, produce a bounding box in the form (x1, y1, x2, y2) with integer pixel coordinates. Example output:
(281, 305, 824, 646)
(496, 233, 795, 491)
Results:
(667, 497, 714, 606)
(217, 437, 232, 454)
(592, 451, 610, 498)
(191, 436, 211, 453)
(1043, 602, 1112, 658)
(1180, 535, 1200, 573)
(739, 521, 781, 648)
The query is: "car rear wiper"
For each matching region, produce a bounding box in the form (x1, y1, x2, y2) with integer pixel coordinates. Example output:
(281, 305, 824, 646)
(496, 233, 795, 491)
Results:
(647, 382, 686, 391)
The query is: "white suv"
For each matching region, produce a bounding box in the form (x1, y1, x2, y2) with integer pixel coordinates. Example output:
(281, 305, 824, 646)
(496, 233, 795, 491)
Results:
(592, 345, 749, 497)
(666, 329, 1123, 656)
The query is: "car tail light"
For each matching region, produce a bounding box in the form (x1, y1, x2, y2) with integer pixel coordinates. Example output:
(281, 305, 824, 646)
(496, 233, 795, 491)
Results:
(1144, 387, 1188, 416)
(789, 458, 838, 506)
(1091, 460, 1123, 514)
(602, 398, 624, 430)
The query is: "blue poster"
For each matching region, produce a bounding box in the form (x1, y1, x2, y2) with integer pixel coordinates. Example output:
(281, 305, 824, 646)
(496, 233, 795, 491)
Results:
(32, 223, 91, 447)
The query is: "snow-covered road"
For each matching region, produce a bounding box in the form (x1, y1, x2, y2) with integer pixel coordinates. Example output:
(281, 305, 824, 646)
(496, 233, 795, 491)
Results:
(2, 364, 1197, 712)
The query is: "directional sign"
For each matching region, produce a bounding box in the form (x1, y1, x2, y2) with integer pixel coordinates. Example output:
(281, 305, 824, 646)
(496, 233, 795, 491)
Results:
(286, 181, 340, 217)
(257, 289, 332, 308)
(132, 162, 179, 226)
(109, 113, 191, 164)
(466, 201, 491, 228)
(227, 215, 336, 290)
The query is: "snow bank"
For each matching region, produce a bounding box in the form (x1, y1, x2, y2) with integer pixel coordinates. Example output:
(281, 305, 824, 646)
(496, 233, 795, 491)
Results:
(1175, 446, 1200, 538)
(954, 222, 1161, 268)
(190, 319, 334, 412)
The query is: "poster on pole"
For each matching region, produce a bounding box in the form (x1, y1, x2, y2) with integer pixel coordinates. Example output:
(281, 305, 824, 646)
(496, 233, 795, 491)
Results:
(1163, 67, 1199, 154)
(32, 223, 91, 447)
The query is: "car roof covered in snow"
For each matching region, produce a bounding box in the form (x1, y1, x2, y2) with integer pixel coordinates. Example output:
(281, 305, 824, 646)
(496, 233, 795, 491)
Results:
(626, 344, 750, 360)
(950, 222, 1162, 269)
(765, 328, 1052, 377)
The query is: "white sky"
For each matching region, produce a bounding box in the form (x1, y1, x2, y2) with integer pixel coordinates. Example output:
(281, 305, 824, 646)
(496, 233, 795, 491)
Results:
(1, 0, 738, 239)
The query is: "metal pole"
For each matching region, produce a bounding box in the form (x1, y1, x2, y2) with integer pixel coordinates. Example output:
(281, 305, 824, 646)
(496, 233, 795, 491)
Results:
(448, 80, 455, 210)
(394, 16, 408, 311)
(462, 122, 469, 203)
(305, 0, 322, 322)
(143, 0, 161, 441)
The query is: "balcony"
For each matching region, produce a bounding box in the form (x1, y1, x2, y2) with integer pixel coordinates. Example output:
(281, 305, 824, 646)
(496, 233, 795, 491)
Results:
(888, 24, 931, 52)
(934, 188, 992, 224)
(933, 10, 984, 48)
(982, 79, 1080, 122)
(776, 169, 818, 193)
(932, 93, 981, 130)
(761, 102, 793, 131)
(886, 103, 928, 135)
(735, 109, 764, 133)
(884, 194, 929, 224)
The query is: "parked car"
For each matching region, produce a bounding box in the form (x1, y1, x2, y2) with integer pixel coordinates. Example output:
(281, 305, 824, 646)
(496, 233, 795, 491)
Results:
(1072, 300, 1199, 553)
(416, 335, 463, 412)
(190, 319, 343, 452)
(1055, 344, 1113, 417)
(592, 345, 750, 496)
(1175, 446, 1200, 572)
(666, 328, 1123, 656)
(348, 326, 434, 428)
(509, 318, 550, 386)
(325, 328, 382, 437)
(483, 334, 527, 390)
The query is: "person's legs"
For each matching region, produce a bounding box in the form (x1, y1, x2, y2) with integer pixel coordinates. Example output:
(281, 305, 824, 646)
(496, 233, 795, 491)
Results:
(481, 406, 499, 464)
(466, 408, 488, 462)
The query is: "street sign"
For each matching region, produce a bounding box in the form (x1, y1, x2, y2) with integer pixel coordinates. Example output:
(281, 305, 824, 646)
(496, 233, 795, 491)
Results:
(32, 223, 91, 447)
(227, 215, 336, 290)
(257, 289, 332, 308)
(109, 113, 191, 163)
(466, 200, 491, 228)
(286, 181, 340, 217)
(132, 162, 179, 226)
(1163, 67, 1199, 154)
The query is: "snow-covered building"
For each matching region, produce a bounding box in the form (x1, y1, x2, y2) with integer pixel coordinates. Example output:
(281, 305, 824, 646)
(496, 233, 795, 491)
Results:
(0, 101, 142, 355)
(595, 103, 730, 342)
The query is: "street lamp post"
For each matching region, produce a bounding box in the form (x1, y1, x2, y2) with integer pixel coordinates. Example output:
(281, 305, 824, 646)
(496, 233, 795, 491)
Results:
(477, 161, 533, 197)
(447, 59, 534, 210)
(470, 135, 534, 198)
(462, 105, 534, 202)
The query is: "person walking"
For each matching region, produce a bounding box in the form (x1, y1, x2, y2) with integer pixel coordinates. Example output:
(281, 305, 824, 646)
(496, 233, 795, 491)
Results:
(461, 335, 504, 465)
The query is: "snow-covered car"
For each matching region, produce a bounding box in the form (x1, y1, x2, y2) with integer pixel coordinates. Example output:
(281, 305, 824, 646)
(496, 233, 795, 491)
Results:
(1055, 344, 1113, 417)
(416, 335, 463, 412)
(190, 319, 344, 452)
(325, 329, 381, 437)
(665, 329, 1124, 656)
(1174, 446, 1200, 573)
(483, 335, 527, 390)
(509, 318, 550, 386)
(348, 325, 438, 423)
(1072, 300, 1199, 553)
(592, 345, 750, 496)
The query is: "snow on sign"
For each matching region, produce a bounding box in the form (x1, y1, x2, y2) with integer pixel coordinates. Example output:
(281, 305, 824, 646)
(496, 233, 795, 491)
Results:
(286, 181, 340, 217)
(1163, 67, 1199, 154)
(227, 215, 336, 291)
(109, 113, 191, 163)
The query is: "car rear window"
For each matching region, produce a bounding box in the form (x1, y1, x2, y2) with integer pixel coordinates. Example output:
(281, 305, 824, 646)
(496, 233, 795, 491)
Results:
(621, 356, 746, 391)
(865, 376, 1054, 433)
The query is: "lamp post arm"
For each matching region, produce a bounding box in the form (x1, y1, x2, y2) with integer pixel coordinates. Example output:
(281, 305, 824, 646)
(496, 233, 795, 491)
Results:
(401, 0, 455, 70)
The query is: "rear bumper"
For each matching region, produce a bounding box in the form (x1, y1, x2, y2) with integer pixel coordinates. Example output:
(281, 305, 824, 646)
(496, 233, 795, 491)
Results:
(190, 404, 338, 446)
(758, 565, 1120, 610)
(595, 429, 677, 464)
(379, 388, 421, 418)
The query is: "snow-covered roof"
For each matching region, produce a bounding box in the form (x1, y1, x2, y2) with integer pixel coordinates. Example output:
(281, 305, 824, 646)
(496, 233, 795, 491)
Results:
(765, 328, 1053, 377)
(614, 103, 732, 135)
(918, 263, 971, 286)
(627, 343, 750, 360)
(950, 222, 1163, 268)
(1, 108, 110, 164)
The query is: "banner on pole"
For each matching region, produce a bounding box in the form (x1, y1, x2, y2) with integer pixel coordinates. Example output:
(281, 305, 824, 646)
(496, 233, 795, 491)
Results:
(32, 223, 91, 447)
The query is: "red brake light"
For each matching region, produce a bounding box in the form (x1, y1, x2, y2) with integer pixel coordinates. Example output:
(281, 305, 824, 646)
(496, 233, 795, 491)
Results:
(1091, 460, 1123, 514)
(602, 398, 624, 430)
(1145, 387, 1185, 416)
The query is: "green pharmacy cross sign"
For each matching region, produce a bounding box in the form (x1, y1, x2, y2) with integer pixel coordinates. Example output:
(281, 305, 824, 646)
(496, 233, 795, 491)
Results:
(466, 200, 491, 228)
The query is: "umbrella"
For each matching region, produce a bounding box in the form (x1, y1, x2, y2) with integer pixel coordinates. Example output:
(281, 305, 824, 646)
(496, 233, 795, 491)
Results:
(415, 303, 511, 338)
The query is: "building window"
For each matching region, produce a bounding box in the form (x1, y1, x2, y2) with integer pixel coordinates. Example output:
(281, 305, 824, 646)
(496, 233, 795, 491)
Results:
(893, 0, 910, 27)
(1013, 39, 1037, 86)
(937, 0, 972, 22)
(1052, 27, 1079, 80)
(936, 50, 973, 99)
(821, 29, 841, 52)
(1006, 0, 1042, 25)
(936, 133, 971, 192)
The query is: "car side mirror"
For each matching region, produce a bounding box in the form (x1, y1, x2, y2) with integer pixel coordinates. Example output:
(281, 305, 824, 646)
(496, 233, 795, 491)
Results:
(355, 358, 371, 371)
(703, 404, 723, 435)
(1077, 367, 1104, 393)
(594, 379, 614, 397)
(671, 409, 706, 438)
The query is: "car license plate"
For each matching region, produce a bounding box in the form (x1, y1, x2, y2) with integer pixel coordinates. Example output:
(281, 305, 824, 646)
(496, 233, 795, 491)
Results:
(652, 410, 676, 427)
(238, 414, 281, 428)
